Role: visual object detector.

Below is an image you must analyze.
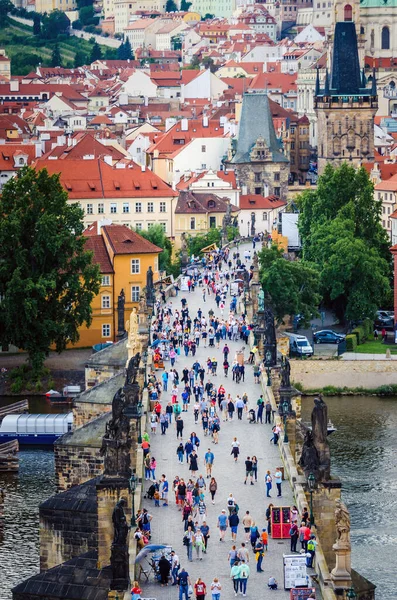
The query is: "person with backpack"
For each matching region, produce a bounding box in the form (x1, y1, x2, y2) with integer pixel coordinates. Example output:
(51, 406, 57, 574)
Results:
(249, 523, 260, 551)
(183, 526, 194, 562)
(238, 560, 250, 597)
(254, 538, 265, 572)
(230, 560, 241, 596)
(307, 535, 317, 567)
(177, 568, 191, 600)
(176, 416, 184, 439)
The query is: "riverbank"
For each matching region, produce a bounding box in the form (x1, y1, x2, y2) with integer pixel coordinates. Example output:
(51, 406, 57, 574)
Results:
(294, 383, 397, 396)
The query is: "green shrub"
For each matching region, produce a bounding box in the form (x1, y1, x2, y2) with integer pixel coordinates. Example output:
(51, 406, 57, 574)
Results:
(346, 334, 357, 351)
(10, 377, 23, 394)
(35, 381, 43, 393)
(363, 318, 373, 338)
(351, 326, 365, 344)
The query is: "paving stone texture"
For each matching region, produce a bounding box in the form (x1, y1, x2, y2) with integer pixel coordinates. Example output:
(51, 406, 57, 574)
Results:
(140, 242, 302, 600)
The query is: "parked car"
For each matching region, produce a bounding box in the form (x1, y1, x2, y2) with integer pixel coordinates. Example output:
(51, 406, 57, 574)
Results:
(374, 316, 394, 331)
(282, 332, 314, 357)
(313, 330, 346, 344)
(376, 310, 394, 320)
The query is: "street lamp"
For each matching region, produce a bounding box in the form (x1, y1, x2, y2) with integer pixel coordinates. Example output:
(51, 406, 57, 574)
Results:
(129, 470, 137, 527)
(308, 472, 316, 527)
(346, 586, 357, 599)
(265, 350, 272, 386)
(143, 350, 148, 389)
(282, 398, 289, 443)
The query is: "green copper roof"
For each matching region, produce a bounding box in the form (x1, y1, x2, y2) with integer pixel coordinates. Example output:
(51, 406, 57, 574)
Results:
(360, 0, 397, 7)
(231, 92, 288, 164)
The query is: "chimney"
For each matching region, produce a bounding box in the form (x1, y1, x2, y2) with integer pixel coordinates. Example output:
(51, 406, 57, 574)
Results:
(203, 115, 209, 127)
(181, 118, 188, 131)
(141, 165, 146, 172)
(10, 80, 19, 92)
(242, 185, 248, 195)
(34, 141, 42, 158)
(103, 155, 113, 165)
(97, 218, 112, 235)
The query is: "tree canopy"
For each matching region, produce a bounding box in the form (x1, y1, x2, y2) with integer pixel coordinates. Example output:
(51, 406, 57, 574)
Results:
(180, 0, 192, 10)
(41, 10, 70, 39)
(137, 224, 180, 278)
(298, 163, 392, 322)
(165, 0, 178, 11)
(50, 43, 62, 67)
(90, 41, 102, 62)
(0, 167, 101, 376)
(187, 228, 222, 257)
(117, 38, 133, 60)
(0, 0, 13, 27)
(258, 244, 321, 325)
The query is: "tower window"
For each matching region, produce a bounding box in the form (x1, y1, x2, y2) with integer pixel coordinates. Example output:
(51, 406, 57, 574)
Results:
(344, 4, 352, 21)
(381, 26, 390, 50)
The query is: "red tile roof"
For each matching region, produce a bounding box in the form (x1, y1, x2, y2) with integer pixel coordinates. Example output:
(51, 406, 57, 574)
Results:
(41, 133, 125, 161)
(239, 194, 286, 209)
(84, 233, 114, 273)
(175, 190, 239, 214)
(102, 224, 162, 254)
(249, 72, 297, 94)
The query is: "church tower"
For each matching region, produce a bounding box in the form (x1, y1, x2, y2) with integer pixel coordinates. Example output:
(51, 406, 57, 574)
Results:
(315, 21, 378, 175)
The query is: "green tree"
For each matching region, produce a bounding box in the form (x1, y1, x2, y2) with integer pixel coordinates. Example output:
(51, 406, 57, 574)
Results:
(201, 56, 216, 73)
(180, 0, 192, 9)
(33, 13, 41, 35)
(202, 13, 214, 19)
(90, 41, 102, 62)
(79, 4, 94, 25)
(50, 43, 62, 67)
(258, 244, 321, 325)
(0, 0, 12, 27)
(117, 38, 133, 60)
(298, 163, 392, 321)
(165, 0, 178, 11)
(0, 167, 101, 377)
(11, 51, 43, 76)
(74, 50, 87, 67)
(41, 10, 70, 39)
(187, 228, 222, 257)
(189, 55, 200, 69)
(137, 224, 179, 276)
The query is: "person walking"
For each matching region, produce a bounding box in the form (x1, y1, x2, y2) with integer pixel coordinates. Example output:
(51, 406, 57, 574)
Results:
(200, 520, 210, 551)
(210, 578, 222, 600)
(265, 400, 272, 424)
(230, 561, 240, 597)
(204, 448, 215, 478)
(265, 470, 272, 497)
(228, 545, 238, 567)
(256, 395, 264, 424)
(231, 438, 240, 462)
(274, 468, 282, 497)
(196, 498, 207, 526)
(177, 568, 191, 600)
(177, 442, 184, 463)
(171, 550, 180, 585)
(176, 416, 184, 439)
(160, 474, 169, 506)
(244, 457, 254, 485)
(183, 526, 195, 562)
(251, 456, 258, 482)
(242, 511, 253, 542)
(194, 578, 207, 600)
(209, 477, 218, 504)
(158, 555, 171, 586)
(236, 396, 244, 420)
(228, 510, 239, 542)
(217, 509, 228, 542)
(237, 542, 249, 563)
(289, 521, 299, 553)
(238, 560, 250, 597)
(193, 529, 206, 560)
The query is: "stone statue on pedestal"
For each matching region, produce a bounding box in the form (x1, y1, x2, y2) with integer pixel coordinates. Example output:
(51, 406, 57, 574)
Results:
(125, 352, 140, 386)
(110, 497, 130, 590)
(126, 308, 142, 363)
(100, 388, 132, 480)
(180, 233, 189, 269)
(299, 396, 331, 482)
(280, 355, 291, 388)
(117, 289, 125, 339)
(258, 289, 265, 311)
(250, 212, 256, 237)
(264, 306, 277, 366)
(146, 266, 155, 307)
(331, 499, 352, 588)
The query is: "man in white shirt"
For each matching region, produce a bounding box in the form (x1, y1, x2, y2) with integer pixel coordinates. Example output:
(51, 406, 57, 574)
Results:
(171, 551, 180, 585)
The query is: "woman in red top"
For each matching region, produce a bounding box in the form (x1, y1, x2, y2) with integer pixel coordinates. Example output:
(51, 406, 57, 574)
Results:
(194, 577, 207, 600)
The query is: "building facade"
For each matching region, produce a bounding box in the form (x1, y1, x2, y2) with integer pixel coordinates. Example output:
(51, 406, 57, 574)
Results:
(314, 21, 378, 174)
(227, 92, 290, 199)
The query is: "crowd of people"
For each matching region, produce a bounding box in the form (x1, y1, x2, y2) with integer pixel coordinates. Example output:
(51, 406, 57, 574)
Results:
(131, 243, 316, 599)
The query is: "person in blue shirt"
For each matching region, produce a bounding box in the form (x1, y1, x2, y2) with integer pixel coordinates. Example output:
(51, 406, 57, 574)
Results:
(204, 448, 215, 478)
(160, 474, 169, 506)
(162, 370, 168, 392)
(218, 509, 228, 542)
(184, 439, 193, 463)
(177, 568, 191, 600)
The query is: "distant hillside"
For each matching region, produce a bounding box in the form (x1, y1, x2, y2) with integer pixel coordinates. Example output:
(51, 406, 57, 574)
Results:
(0, 18, 116, 75)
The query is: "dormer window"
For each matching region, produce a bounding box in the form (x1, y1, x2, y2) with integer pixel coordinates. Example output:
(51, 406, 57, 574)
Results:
(207, 200, 216, 208)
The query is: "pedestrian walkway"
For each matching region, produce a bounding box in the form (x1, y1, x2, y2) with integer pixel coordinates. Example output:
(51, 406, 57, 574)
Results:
(140, 242, 298, 600)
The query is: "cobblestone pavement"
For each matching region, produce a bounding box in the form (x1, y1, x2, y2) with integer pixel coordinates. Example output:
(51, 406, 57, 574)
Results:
(140, 242, 298, 600)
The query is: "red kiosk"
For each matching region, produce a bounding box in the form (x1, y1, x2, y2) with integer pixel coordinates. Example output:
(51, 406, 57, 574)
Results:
(270, 506, 292, 539)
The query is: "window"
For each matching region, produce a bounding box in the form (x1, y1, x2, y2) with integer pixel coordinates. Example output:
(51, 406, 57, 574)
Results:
(101, 275, 110, 286)
(135, 202, 142, 213)
(209, 216, 216, 228)
(201, 145, 206, 152)
(123, 202, 129, 214)
(86, 203, 93, 215)
(383, 206, 386, 214)
(102, 324, 111, 338)
(148, 223, 155, 229)
(190, 217, 196, 230)
(274, 172, 280, 181)
(274, 187, 281, 197)
(344, 3, 352, 21)
(101, 295, 110, 309)
(148, 202, 154, 213)
(254, 172, 261, 182)
(136, 223, 142, 231)
(98, 203, 104, 214)
(160, 201, 166, 213)
(131, 259, 140, 274)
(160, 222, 167, 233)
(154, 256, 158, 272)
(382, 26, 390, 50)
(110, 203, 117, 214)
(255, 187, 262, 195)
(131, 285, 140, 302)
(263, 212, 268, 221)
(291, 142, 295, 150)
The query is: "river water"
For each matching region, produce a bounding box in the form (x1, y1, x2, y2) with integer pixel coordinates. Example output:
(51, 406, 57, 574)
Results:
(0, 396, 68, 599)
(302, 395, 397, 600)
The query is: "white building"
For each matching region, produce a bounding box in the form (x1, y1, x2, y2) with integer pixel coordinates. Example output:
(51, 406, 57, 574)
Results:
(190, 0, 237, 18)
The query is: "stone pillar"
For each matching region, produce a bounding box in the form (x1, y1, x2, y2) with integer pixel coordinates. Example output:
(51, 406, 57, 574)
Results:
(311, 480, 342, 570)
(286, 415, 297, 458)
(96, 480, 131, 570)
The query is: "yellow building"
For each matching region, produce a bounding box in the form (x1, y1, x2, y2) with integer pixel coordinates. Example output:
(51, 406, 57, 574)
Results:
(76, 222, 161, 347)
(35, 0, 77, 12)
(0, 50, 11, 80)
